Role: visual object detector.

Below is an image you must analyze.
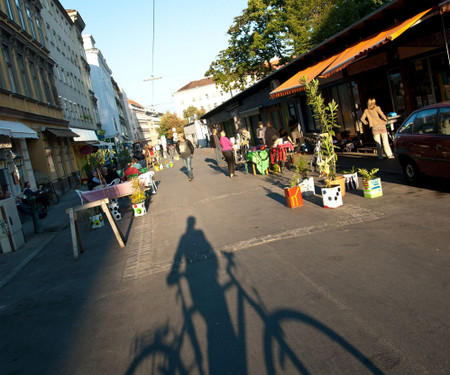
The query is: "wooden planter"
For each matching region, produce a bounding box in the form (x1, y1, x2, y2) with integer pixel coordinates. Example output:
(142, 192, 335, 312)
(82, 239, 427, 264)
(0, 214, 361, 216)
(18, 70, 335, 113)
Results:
(284, 186, 303, 209)
(132, 202, 147, 216)
(363, 178, 383, 198)
(321, 186, 343, 208)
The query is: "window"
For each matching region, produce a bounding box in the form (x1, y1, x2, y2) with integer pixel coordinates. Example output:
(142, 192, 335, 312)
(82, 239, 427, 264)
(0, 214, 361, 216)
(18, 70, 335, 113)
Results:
(412, 109, 437, 135)
(439, 107, 450, 135)
(2, 43, 18, 92)
(16, 53, 31, 97)
(36, 17, 45, 45)
(40, 67, 52, 103)
(25, 4, 36, 39)
(5, 0, 15, 21)
(15, 0, 26, 30)
(29, 60, 42, 101)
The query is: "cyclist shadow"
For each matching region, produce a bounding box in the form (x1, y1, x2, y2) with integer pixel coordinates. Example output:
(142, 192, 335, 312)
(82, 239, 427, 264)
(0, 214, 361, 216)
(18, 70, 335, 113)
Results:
(124, 217, 386, 375)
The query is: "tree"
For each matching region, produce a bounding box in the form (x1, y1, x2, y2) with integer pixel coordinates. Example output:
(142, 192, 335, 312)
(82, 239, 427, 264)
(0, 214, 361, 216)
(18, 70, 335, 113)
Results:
(183, 106, 206, 123)
(158, 112, 185, 140)
(206, 0, 390, 92)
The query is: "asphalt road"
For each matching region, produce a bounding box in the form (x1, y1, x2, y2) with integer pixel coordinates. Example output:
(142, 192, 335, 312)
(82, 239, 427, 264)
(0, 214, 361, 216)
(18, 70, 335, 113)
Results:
(0, 148, 449, 375)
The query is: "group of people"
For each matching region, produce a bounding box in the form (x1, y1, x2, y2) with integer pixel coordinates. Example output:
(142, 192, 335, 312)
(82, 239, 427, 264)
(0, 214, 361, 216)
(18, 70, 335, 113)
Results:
(0, 182, 50, 219)
(87, 166, 120, 190)
(172, 96, 394, 182)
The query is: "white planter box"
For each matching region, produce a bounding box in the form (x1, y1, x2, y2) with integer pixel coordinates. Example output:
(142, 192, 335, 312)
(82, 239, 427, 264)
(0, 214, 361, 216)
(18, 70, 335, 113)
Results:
(298, 177, 315, 196)
(132, 202, 147, 216)
(363, 178, 383, 198)
(321, 186, 343, 208)
(343, 172, 359, 190)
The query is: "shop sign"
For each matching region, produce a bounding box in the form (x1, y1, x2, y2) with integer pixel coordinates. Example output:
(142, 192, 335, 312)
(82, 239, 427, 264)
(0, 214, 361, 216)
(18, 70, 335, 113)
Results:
(79, 145, 93, 155)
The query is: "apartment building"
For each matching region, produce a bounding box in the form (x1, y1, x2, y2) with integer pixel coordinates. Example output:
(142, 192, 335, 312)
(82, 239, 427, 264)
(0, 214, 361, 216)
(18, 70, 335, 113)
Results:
(0, 0, 78, 197)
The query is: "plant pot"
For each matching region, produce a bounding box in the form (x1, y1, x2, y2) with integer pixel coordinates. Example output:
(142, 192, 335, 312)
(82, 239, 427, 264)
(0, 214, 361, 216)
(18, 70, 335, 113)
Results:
(321, 185, 343, 208)
(284, 186, 303, 209)
(154, 165, 159, 171)
(363, 178, 383, 198)
(325, 176, 346, 197)
(90, 213, 104, 229)
(298, 177, 314, 196)
(343, 172, 359, 190)
(132, 202, 147, 216)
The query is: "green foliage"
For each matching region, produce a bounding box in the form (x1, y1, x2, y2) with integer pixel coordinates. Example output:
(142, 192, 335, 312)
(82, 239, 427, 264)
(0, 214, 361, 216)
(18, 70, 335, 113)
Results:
(116, 145, 132, 170)
(342, 165, 357, 174)
(158, 111, 185, 140)
(293, 154, 310, 179)
(302, 78, 340, 183)
(183, 106, 206, 123)
(130, 177, 146, 204)
(358, 168, 379, 180)
(206, 0, 390, 91)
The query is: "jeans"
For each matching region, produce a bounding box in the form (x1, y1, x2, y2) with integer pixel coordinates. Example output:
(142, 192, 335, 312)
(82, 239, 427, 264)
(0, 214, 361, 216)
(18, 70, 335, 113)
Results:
(182, 156, 193, 179)
(373, 132, 393, 159)
(214, 147, 222, 165)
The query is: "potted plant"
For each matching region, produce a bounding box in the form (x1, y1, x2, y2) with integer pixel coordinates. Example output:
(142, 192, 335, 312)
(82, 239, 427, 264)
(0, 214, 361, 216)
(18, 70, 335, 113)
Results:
(284, 163, 303, 209)
(302, 78, 342, 208)
(358, 168, 383, 198)
(130, 176, 147, 216)
(295, 155, 314, 196)
(342, 166, 359, 191)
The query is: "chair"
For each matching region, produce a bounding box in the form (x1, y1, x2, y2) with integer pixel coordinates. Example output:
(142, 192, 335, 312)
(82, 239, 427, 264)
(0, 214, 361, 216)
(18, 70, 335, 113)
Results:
(108, 178, 121, 186)
(75, 189, 84, 205)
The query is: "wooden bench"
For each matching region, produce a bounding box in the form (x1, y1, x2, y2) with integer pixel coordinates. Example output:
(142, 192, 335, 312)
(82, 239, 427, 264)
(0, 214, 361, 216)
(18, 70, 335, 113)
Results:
(356, 147, 377, 154)
(66, 198, 126, 260)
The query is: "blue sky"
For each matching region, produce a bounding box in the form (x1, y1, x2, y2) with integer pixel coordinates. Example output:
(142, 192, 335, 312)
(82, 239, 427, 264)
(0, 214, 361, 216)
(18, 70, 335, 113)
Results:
(59, 0, 249, 113)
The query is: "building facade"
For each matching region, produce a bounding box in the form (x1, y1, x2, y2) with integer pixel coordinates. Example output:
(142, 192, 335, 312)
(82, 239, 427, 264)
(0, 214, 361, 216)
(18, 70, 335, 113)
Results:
(83, 34, 122, 142)
(127, 99, 160, 146)
(0, 0, 79, 198)
(172, 77, 236, 119)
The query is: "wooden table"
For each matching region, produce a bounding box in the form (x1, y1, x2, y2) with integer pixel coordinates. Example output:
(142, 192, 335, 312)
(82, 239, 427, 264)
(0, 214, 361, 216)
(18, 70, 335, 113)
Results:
(66, 198, 126, 260)
(81, 181, 134, 203)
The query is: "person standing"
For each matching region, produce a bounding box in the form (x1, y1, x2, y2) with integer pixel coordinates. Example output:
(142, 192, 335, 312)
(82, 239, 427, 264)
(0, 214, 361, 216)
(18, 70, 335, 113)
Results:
(264, 121, 280, 148)
(219, 130, 236, 178)
(361, 98, 394, 159)
(176, 133, 195, 181)
(209, 128, 222, 166)
(256, 121, 266, 145)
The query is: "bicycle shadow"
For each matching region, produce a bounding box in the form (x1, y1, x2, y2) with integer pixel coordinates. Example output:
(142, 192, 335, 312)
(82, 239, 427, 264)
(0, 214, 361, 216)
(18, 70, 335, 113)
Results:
(124, 217, 387, 375)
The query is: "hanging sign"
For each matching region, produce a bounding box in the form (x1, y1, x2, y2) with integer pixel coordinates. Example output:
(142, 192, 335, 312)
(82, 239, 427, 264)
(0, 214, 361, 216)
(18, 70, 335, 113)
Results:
(79, 145, 93, 155)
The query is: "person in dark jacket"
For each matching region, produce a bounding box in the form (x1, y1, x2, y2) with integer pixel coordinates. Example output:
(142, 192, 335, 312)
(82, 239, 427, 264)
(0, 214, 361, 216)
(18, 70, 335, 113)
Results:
(209, 128, 222, 166)
(264, 121, 280, 148)
(176, 133, 195, 181)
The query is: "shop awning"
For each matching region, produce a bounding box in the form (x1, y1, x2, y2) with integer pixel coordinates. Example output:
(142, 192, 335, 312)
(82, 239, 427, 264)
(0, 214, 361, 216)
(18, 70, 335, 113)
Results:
(270, 55, 340, 99)
(0, 120, 39, 139)
(69, 127, 99, 142)
(239, 107, 260, 117)
(46, 127, 79, 138)
(321, 8, 432, 78)
(440, 0, 450, 14)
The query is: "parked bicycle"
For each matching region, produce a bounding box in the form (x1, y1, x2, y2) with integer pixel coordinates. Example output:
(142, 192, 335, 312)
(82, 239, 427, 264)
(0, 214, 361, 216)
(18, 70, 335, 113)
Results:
(38, 182, 60, 205)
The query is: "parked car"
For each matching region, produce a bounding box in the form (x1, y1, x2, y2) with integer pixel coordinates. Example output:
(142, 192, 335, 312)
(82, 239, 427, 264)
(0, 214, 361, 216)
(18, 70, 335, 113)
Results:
(394, 102, 450, 184)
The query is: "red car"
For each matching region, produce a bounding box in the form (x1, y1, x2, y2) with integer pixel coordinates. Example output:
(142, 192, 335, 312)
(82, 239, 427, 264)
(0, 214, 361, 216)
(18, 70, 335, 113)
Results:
(394, 102, 450, 184)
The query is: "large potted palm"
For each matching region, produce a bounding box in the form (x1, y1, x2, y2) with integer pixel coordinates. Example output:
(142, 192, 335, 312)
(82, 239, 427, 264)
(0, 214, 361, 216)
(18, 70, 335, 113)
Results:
(302, 78, 343, 208)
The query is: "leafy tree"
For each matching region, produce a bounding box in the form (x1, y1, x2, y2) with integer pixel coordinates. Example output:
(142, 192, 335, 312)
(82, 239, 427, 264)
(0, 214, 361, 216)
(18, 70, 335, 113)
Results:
(206, 0, 390, 92)
(158, 112, 185, 140)
(183, 106, 206, 122)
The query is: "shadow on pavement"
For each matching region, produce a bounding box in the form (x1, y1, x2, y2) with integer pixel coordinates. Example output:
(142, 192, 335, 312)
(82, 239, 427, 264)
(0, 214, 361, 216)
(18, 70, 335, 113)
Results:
(124, 217, 387, 375)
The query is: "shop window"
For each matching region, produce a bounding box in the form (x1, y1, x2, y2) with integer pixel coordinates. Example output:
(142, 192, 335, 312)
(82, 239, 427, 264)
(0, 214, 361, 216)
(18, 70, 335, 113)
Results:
(410, 59, 434, 108)
(388, 70, 406, 116)
(430, 54, 450, 103)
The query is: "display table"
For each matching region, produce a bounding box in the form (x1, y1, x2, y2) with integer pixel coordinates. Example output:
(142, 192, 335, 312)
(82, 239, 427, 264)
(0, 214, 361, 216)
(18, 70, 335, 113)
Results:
(247, 149, 270, 175)
(81, 181, 133, 203)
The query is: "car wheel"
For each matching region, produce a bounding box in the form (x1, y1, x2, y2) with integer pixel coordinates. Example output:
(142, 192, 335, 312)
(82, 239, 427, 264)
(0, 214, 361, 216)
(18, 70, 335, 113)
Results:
(402, 159, 421, 185)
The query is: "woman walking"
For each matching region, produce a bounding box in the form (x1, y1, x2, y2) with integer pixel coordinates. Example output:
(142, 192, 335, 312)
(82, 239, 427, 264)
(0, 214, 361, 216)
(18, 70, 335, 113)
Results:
(219, 130, 236, 178)
(175, 133, 195, 181)
(361, 98, 394, 160)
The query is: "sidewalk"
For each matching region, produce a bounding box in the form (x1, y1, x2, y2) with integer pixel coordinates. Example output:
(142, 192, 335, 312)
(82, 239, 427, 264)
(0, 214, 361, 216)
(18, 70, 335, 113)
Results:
(0, 188, 82, 289)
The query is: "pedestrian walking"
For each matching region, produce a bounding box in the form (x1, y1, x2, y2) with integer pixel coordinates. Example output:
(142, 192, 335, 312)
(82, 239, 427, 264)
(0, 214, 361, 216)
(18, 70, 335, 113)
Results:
(175, 133, 195, 181)
(210, 128, 223, 166)
(360, 98, 394, 159)
(219, 130, 236, 178)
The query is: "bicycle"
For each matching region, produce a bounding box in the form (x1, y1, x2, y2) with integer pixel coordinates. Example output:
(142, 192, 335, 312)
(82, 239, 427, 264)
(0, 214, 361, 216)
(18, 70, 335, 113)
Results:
(39, 182, 60, 205)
